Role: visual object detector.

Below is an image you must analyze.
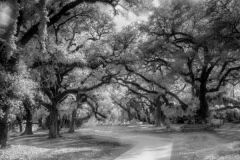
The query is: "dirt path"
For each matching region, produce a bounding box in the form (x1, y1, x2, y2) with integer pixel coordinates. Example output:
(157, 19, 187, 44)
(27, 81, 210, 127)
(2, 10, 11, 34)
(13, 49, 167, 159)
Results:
(114, 135, 172, 160)
(78, 124, 173, 160)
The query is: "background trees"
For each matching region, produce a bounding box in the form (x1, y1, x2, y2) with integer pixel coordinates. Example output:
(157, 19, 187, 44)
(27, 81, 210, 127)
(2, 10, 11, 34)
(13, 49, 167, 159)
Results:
(0, 0, 146, 148)
(2, 0, 240, 149)
(138, 0, 240, 121)
(0, 0, 20, 148)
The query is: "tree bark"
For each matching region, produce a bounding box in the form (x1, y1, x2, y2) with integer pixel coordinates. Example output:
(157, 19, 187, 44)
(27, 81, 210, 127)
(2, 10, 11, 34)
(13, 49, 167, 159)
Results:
(21, 106, 33, 135)
(155, 96, 162, 127)
(48, 103, 61, 138)
(197, 81, 209, 121)
(154, 95, 168, 127)
(0, 105, 10, 149)
(155, 105, 162, 126)
(68, 108, 77, 133)
(0, 0, 19, 148)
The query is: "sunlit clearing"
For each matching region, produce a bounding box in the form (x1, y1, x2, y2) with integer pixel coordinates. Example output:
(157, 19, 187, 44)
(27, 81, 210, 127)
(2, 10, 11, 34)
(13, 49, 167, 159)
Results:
(113, 15, 130, 31)
(0, 2, 11, 27)
(114, 11, 148, 31)
(152, 0, 160, 7)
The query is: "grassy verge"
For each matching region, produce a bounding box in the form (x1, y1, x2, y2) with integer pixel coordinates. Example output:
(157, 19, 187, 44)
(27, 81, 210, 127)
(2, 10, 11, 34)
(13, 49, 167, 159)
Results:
(171, 131, 240, 160)
(0, 132, 132, 160)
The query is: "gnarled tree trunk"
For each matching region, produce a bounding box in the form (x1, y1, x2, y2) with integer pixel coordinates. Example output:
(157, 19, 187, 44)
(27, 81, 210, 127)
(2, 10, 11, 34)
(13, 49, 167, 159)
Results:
(0, 0, 19, 149)
(48, 103, 61, 138)
(155, 96, 162, 127)
(197, 81, 209, 122)
(155, 106, 162, 126)
(0, 105, 10, 148)
(22, 106, 33, 135)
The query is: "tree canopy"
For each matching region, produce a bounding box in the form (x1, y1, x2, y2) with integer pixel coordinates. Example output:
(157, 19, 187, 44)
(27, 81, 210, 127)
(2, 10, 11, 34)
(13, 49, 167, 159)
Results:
(1, 0, 240, 149)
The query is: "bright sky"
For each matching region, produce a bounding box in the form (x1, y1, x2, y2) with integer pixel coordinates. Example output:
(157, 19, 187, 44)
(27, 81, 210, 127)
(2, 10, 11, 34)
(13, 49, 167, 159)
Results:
(0, 0, 161, 33)
(98, 0, 160, 31)
(0, 3, 11, 27)
(153, 0, 161, 7)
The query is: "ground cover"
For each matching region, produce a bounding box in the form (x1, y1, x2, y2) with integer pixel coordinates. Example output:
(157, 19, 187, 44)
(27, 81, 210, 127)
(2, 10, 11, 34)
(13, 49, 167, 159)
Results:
(1, 123, 240, 160)
(171, 124, 240, 160)
(0, 131, 132, 160)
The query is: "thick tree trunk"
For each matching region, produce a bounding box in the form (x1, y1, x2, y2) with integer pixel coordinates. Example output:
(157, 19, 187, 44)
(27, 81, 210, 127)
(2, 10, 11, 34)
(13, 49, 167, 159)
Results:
(68, 109, 77, 133)
(22, 107, 33, 135)
(155, 105, 162, 127)
(0, 105, 10, 149)
(155, 96, 162, 127)
(48, 104, 61, 138)
(198, 93, 209, 121)
(155, 96, 168, 127)
(24, 121, 33, 135)
(197, 82, 209, 121)
(0, 0, 19, 149)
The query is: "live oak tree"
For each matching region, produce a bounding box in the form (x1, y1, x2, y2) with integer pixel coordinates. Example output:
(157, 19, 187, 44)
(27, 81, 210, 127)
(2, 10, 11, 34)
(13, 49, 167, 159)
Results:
(113, 93, 155, 124)
(0, 0, 146, 146)
(3, 0, 240, 149)
(26, 14, 116, 138)
(93, 25, 188, 126)
(16, 0, 148, 46)
(15, 61, 39, 135)
(61, 93, 105, 133)
(0, 0, 19, 148)
(139, 0, 240, 121)
(20, 0, 140, 139)
(114, 70, 188, 126)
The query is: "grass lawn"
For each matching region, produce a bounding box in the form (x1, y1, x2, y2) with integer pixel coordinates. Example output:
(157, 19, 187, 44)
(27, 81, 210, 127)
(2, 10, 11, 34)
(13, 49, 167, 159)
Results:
(1, 123, 240, 160)
(75, 123, 240, 160)
(170, 124, 240, 160)
(0, 131, 132, 160)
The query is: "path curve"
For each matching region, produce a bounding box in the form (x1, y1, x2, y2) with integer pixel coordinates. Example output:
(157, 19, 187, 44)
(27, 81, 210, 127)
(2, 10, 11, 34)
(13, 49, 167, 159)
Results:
(79, 125, 173, 160)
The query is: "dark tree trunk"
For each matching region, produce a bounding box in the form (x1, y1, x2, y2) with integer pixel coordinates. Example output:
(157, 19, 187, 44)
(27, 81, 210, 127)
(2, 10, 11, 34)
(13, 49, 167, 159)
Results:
(16, 116, 23, 132)
(0, 1, 19, 149)
(48, 104, 61, 138)
(197, 81, 209, 121)
(0, 105, 10, 149)
(154, 95, 167, 127)
(136, 113, 142, 121)
(68, 109, 77, 133)
(127, 109, 133, 121)
(38, 118, 44, 128)
(155, 106, 161, 126)
(22, 107, 33, 135)
(24, 121, 33, 135)
(155, 96, 162, 127)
